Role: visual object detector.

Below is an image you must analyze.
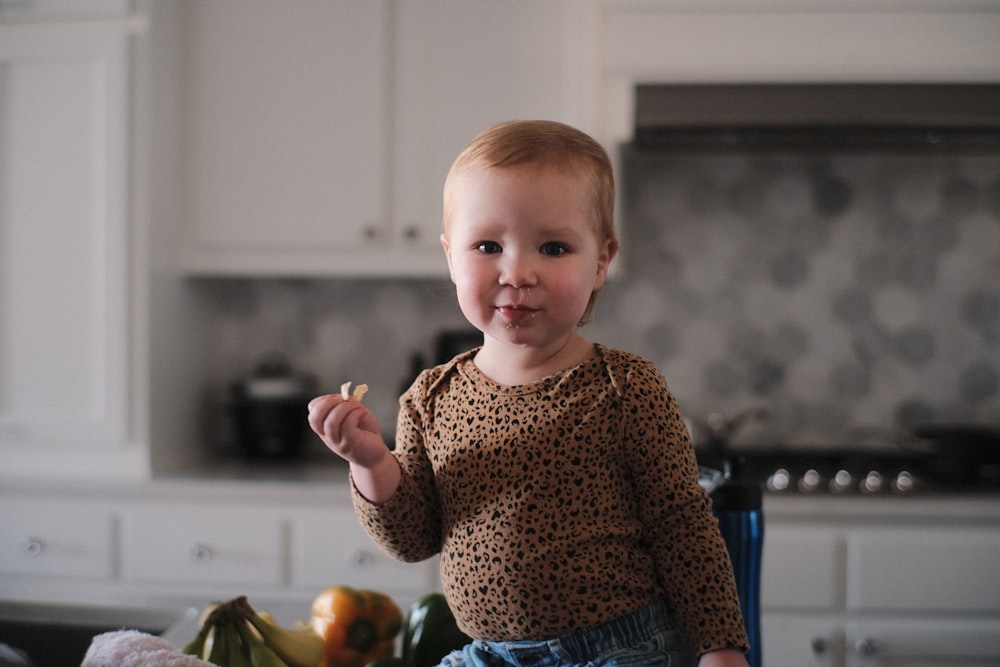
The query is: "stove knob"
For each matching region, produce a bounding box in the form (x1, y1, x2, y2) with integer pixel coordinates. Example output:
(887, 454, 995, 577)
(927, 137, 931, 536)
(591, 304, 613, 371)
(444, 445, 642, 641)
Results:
(798, 468, 822, 493)
(893, 470, 916, 493)
(861, 470, 884, 493)
(829, 469, 854, 493)
(767, 468, 791, 492)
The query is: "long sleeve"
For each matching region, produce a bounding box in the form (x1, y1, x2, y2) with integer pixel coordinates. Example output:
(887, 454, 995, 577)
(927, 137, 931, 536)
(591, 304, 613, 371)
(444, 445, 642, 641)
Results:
(351, 369, 445, 563)
(615, 357, 748, 655)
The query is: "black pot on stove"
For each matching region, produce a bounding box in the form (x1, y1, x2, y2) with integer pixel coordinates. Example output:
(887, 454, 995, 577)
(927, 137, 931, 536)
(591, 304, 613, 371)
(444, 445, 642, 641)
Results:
(230, 354, 316, 459)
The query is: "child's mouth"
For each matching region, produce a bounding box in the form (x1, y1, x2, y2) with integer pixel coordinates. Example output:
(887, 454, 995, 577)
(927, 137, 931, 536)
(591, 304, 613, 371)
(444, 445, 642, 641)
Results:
(497, 305, 537, 322)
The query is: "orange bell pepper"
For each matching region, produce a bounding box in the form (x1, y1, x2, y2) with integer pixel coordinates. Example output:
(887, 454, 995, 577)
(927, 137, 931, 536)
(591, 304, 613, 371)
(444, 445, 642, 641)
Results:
(311, 586, 403, 667)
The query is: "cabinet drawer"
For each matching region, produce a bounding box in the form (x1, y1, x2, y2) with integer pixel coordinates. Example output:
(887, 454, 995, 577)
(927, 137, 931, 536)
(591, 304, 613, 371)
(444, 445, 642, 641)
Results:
(762, 613, 843, 667)
(0, 499, 113, 578)
(290, 508, 436, 595)
(847, 526, 1000, 612)
(762, 524, 843, 609)
(121, 504, 285, 586)
(846, 618, 1000, 664)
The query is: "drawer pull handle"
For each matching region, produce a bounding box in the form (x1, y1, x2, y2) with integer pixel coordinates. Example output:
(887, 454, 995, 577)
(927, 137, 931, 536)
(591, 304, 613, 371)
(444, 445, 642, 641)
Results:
(810, 637, 828, 655)
(854, 637, 879, 656)
(18, 537, 43, 558)
(190, 544, 214, 562)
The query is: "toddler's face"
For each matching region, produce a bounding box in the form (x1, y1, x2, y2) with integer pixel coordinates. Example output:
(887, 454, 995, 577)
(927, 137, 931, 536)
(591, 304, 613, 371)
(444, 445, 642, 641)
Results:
(441, 164, 614, 350)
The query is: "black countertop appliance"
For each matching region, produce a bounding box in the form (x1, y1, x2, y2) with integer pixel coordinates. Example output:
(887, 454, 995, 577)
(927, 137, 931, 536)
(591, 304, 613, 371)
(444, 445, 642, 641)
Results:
(230, 354, 316, 459)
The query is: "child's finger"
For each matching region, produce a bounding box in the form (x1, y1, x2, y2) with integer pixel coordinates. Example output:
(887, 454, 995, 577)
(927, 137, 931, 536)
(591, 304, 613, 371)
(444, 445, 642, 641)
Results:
(306, 394, 343, 437)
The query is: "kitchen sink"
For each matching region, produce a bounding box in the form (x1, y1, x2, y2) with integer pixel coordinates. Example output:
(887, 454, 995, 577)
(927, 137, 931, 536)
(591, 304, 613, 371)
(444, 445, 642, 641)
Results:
(0, 601, 196, 667)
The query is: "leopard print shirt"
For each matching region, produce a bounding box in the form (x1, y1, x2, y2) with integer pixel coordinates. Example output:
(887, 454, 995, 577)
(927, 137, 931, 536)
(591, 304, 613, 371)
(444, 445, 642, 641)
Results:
(351, 344, 748, 656)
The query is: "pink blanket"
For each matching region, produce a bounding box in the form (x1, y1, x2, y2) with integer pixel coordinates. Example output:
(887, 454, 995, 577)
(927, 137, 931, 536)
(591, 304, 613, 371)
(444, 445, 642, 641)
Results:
(81, 630, 212, 667)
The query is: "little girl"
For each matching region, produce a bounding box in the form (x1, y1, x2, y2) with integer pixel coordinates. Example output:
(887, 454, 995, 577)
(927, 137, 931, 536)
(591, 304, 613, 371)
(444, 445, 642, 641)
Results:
(308, 121, 749, 667)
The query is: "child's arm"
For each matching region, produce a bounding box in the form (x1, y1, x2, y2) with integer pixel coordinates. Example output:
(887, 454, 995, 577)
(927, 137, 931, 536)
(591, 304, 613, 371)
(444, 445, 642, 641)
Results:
(698, 648, 749, 667)
(307, 393, 401, 503)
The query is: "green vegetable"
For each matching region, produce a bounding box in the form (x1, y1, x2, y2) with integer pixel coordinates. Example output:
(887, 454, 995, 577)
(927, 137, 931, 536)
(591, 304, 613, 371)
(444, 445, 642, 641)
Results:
(401, 594, 471, 667)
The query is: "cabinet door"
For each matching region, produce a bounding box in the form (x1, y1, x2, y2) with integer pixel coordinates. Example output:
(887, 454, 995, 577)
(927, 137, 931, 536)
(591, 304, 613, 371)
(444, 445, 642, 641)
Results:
(120, 504, 285, 588)
(845, 618, 1000, 667)
(179, 0, 392, 275)
(289, 507, 438, 604)
(762, 614, 843, 667)
(762, 524, 844, 610)
(0, 498, 114, 580)
(0, 21, 136, 476)
(846, 526, 1000, 613)
(393, 0, 585, 259)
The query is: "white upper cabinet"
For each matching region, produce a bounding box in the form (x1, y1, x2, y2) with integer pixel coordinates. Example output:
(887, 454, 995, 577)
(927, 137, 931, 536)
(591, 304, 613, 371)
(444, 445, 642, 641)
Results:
(177, 0, 586, 277)
(391, 0, 586, 261)
(178, 0, 394, 276)
(0, 16, 147, 478)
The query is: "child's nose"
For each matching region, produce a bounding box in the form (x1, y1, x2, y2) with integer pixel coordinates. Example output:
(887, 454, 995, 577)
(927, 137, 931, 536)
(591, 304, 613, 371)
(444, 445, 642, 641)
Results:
(498, 252, 538, 288)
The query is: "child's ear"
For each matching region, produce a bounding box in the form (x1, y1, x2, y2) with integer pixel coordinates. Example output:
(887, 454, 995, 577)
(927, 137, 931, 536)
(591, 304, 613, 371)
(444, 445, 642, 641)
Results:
(594, 237, 619, 288)
(441, 233, 456, 284)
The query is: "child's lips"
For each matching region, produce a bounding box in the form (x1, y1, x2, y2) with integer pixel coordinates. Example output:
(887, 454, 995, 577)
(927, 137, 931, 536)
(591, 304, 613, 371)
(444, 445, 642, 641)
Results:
(497, 304, 538, 321)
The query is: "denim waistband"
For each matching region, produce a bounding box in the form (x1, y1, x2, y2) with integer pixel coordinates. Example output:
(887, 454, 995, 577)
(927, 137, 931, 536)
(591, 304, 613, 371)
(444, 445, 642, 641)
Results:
(473, 598, 690, 667)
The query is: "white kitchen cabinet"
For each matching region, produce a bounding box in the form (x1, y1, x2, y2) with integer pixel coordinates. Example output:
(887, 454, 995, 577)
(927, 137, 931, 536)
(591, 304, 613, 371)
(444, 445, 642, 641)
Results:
(762, 615, 843, 667)
(761, 497, 1000, 667)
(762, 525, 843, 610)
(177, 0, 397, 277)
(390, 0, 586, 259)
(0, 480, 437, 614)
(289, 506, 439, 603)
(177, 0, 587, 277)
(120, 503, 287, 588)
(0, 13, 148, 478)
(0, 498, 115, 580)
(844, 619, 1000, 667)
(846, 526, 1000, 614)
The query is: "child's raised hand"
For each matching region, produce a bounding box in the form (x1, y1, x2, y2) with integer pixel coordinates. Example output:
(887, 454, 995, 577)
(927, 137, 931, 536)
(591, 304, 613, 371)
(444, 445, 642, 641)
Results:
(307, 390, 386, 468)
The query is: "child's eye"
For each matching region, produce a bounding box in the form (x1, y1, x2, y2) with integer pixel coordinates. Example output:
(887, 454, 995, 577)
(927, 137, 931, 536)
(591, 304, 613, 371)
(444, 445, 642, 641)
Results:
(476, 241, 502, 254)
(540, 242, 568, 257)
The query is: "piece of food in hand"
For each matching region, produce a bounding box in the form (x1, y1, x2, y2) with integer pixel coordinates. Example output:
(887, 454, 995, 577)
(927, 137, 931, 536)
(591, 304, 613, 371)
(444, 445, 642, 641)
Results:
(340, 381, 369, 403)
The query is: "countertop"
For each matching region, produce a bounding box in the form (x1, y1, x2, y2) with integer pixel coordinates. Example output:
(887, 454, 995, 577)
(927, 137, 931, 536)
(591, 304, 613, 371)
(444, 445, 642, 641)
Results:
(4, 460, 999, 521)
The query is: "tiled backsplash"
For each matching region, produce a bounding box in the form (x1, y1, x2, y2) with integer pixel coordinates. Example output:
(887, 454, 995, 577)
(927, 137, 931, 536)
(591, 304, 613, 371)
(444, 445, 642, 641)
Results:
(196, 148, 999, 453)
(615, 147, 1000, 445)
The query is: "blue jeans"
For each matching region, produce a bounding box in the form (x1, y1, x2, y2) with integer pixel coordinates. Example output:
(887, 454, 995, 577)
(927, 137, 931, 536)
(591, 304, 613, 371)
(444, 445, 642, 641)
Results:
(439, 600, 696, 667)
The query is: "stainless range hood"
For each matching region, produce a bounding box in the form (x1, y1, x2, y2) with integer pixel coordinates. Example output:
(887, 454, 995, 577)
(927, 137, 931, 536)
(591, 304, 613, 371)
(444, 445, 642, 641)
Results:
(633, 84, 1000, 150)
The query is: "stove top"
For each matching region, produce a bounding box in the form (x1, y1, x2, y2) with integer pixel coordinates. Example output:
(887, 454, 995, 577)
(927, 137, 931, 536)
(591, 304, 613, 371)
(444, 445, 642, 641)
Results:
(702, 448, 1000, 497)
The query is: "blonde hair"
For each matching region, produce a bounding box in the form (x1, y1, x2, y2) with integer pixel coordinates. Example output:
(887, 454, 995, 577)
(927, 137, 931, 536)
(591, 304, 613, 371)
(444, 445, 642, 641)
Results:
(443, 120, 618, 325)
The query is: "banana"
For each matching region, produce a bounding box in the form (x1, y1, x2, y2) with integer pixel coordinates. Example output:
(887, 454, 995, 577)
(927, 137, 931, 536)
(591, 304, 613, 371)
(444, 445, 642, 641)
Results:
(183, 601, 224, 657)
(205, 609, 231, 667)
(182, 616, 214, 657)
(226, 616, 254, 667)
(199, 601, 224, 626)
(237, 598, 325, 667)
(234, 616, 292, 667)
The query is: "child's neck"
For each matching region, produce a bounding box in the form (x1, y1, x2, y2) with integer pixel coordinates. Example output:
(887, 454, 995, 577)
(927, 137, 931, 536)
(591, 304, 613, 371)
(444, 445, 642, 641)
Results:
(473, 332, 597, 387)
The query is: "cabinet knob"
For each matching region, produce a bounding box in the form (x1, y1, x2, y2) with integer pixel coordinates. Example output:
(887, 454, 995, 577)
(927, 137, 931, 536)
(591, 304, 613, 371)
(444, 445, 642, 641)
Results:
(18, 537, 43, 558)
(854, 637, 879, 656)
(189, 543, 214, 562)
(810, 637, 828, 655)
(403, 226, 419, 241)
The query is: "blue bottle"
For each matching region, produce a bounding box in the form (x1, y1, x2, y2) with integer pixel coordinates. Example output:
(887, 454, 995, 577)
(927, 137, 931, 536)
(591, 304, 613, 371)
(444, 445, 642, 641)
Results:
(711, 461, 763, 667)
